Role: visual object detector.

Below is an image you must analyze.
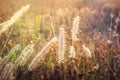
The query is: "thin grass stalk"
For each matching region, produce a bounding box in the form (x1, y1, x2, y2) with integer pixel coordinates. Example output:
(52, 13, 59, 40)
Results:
(58, 27, 65, 63)
(106, 59, 119, 80)
(107, 12, 114, 44)
(29, 37, 58, 70)
(115, 16, 120, 52)
(35, 15, 42, 37)
(0, 4, 30, 35)
(0, 57, 1, 61)
(49, 13, 55, 36)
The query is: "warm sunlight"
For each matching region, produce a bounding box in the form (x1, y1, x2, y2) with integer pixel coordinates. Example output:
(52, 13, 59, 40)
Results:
(0, 0, 120, 80)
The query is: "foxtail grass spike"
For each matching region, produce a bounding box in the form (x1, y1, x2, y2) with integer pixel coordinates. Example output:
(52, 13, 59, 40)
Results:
(0, 44, 20, 74)
(0, 4, 30, 35)
(15, 44, 34, 67)
(58, 27, 65, 63)
(0, 62, 14, 80)
(69, 46, 76, 58)
(29, 37, 58, 70)
(71, 16, 80, 42)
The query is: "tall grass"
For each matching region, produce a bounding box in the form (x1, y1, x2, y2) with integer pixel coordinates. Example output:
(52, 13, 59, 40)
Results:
(69, 16, 80, 59)
(0, 1, 120, 80)
(58, 27, 65, 63)
(49, 14, 55, 36)
(2, 44, 34, 80)
(0, 4, 30, 35)
(29, 37, 58, 70)
(35, 15, 42, 37)
(71, 16, 80, 42)
(0, 44, 20, 74)
(15, 44, 34, 67)
(0, 62, 14, 80)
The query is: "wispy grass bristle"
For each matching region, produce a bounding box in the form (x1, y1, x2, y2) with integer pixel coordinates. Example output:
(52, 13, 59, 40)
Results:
(58, 27, 65, 63)
(29, 37, 58, 70)
(0, 4, 30, 35)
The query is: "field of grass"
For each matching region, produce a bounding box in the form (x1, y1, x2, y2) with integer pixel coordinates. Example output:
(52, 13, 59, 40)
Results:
(0, 0, 120, 80)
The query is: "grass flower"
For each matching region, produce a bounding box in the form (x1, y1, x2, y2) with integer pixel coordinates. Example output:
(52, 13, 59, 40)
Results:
(91, 64, 99, 72)
(0, 4, 30, 35)
(29, 37, 58, 70)
(110, 12, 114, 18)
(0, 44, 20, 74)
(113, 31, 119, 37)
(71, 16, 80, 42)
(0, 62, 14, 80)
(69, 46, 76, 58)
(0, 44, 33, 80)
(82, 44, 92, 58)
(115, 17, 120, 24)
(15, 44, 34, 67)
(58, 27, 65, 63)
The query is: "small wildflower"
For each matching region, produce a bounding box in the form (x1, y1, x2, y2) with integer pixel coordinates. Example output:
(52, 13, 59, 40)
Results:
(92, 64, 99, 72)
(110, 13, 114, 18)
(30, 41, 33, 44)
(115, 17, 120, 24)
(113, 31, 119, 37)
(114, 25, 117, 29)
(107, 40, 112, 44)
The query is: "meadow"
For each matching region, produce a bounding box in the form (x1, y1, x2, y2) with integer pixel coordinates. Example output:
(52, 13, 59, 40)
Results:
(0, 0, 120, 80)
